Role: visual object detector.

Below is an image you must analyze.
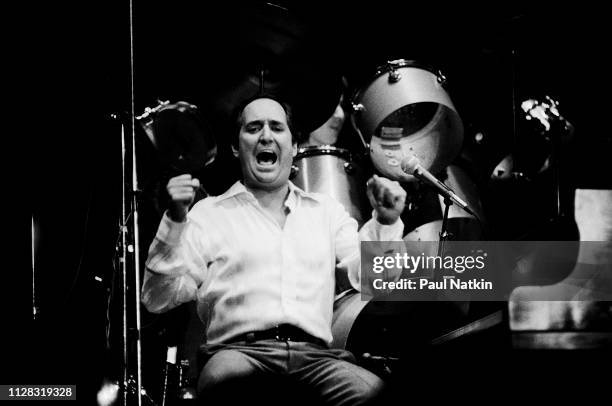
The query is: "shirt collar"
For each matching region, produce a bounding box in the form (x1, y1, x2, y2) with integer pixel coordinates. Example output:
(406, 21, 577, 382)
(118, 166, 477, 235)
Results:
(217, 181, 322, 208)
(217, 181, 250, 201)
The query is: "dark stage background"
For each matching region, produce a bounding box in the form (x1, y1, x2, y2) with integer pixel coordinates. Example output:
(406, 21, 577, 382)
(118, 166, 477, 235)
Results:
(17, 1, 611, 403)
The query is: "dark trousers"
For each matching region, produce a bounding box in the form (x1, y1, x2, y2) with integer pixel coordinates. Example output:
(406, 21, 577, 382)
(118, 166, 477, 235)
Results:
(197, 339, 384, 406)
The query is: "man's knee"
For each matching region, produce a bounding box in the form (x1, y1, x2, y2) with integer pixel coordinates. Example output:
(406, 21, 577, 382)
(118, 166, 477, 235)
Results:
(197, 349, 261, 396)
(311, 359, 385, 406)
(342, 363, 385, 405)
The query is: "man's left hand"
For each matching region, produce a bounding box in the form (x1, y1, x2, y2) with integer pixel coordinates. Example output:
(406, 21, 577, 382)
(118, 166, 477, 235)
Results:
(366, 175, 407, 225)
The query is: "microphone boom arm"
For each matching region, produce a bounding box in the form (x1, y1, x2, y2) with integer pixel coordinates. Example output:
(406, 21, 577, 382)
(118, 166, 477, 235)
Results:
(411, 165, 475, 217)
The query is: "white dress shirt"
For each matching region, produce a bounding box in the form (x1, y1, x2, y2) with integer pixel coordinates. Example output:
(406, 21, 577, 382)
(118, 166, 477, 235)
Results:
(142, 181, 403, 345)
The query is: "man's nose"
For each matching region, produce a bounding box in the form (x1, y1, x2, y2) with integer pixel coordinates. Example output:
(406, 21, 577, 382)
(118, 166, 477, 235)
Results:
(259, 125, 274, 143)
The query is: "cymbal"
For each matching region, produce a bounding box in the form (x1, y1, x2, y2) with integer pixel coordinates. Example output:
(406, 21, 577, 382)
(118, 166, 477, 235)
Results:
(209, 64, 343, 137)
(202, 2, 344, 137)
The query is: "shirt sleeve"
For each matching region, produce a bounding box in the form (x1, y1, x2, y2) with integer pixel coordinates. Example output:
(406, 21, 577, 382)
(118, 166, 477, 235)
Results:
(141, 211, 208, 313)
(333, 202, 404, 292)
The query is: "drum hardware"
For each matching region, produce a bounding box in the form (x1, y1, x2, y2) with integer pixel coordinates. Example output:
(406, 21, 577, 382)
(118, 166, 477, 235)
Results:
(136, 99, 171, 120)
(387, 62, 402, 83)
(290, 164, 299, 178)
(291, 159, 356, 178)
(136, 100, 170, 149)
(125, 377, 157, 406)
(361, 353, 399, 377)
(158, 349, 197, 404)
(97, 376, 157, 406)
(348, 105, 369, 152)
(435, 70, 447, 86)
(350, 102, 365, 112)
(177, 360, 197, 400)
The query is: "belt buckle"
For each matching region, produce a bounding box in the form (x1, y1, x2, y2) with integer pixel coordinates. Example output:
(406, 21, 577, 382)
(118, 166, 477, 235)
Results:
(274, 325, 290, 342)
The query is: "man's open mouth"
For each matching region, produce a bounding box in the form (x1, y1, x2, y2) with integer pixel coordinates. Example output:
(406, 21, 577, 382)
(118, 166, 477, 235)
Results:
(256, 150, 278, 165)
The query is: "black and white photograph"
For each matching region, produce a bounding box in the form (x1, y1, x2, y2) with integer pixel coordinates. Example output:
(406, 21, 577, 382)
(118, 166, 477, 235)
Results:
(17, 1, 612, 404)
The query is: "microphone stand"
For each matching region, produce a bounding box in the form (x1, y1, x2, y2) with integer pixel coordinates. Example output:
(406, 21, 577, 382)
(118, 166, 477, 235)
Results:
(113, 0, 147, 404)
(116, 114, 146, 406)
(437, 196, 453, 257)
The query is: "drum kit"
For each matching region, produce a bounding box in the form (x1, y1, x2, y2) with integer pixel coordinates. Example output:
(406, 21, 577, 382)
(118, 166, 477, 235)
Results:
(287, 61, 478, 342)
(133, 58, 583, 396)
(137, 58, 477, 363)
(138, 56, 580, 383)
(138, 59, 470, 226)
(105, 7, 586, 404)
(291, 59, 468, 226)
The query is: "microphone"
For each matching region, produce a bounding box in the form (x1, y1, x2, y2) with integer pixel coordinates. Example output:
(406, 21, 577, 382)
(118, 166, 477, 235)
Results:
(401, 155, 475, 216)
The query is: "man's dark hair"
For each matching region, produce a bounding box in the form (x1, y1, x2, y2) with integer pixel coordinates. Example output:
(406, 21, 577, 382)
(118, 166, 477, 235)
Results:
(230, 93, 297, 147)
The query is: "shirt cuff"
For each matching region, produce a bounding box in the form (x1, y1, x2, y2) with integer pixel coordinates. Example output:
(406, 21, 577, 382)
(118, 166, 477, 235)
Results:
(365, 210, 404, 241)
(156, 211, 189, 245)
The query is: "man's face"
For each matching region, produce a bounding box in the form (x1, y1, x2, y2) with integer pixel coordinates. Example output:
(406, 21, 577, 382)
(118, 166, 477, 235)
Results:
(235, 98, 297, 191)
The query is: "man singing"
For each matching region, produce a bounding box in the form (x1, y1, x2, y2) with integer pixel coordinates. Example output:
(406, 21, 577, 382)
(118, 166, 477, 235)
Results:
(142, 95, 406, 405)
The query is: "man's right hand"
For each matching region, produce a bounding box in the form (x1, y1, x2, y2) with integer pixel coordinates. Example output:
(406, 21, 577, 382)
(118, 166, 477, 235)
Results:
(167, 174, 200, 222)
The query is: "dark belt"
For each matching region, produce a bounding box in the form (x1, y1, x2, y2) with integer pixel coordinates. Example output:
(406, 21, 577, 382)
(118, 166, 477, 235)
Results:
(234, 324, 327, 348)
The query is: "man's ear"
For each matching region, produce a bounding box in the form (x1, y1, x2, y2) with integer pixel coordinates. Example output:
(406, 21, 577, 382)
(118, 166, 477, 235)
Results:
(231, 144, 239, 158)
(292, 142, 298, 158)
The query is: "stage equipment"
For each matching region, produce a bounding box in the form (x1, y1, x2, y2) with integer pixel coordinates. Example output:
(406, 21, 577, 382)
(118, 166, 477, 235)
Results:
(349, 59, 464, 183)
(291, 145, 370, 227)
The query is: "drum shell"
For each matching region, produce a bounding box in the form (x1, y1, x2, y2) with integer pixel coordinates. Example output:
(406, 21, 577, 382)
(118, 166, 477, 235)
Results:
(352, 61, 464, 182)
(355, 66, 460, 137)
(292, 147, 370, 227)
(331, 291, 472, 355)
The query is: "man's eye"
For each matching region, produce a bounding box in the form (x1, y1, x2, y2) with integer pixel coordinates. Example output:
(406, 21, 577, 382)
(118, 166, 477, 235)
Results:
(271, 124, 285, 132)
(246, 125, 261, 133)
